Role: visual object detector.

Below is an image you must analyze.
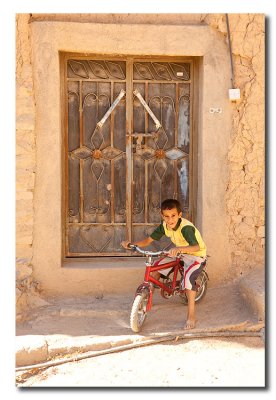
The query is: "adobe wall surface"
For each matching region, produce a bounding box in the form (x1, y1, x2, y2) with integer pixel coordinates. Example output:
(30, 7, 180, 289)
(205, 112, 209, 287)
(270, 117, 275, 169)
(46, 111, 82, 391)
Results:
(16, 14, 265, 316)
(203, 14, 265, 279)
(16, 14, 40, 313)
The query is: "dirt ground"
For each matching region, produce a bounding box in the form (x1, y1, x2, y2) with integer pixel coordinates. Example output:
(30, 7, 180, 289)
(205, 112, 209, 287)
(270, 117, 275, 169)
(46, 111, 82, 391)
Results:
(16, 336, 265, 387)
(17, 282, 262, 339)
(16, 273, 266, 389)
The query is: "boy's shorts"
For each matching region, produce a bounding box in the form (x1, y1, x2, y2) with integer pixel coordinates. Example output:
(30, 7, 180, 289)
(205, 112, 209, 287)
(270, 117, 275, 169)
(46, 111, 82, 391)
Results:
(157, 263, 175, 277)
(181, 254, 206, 291)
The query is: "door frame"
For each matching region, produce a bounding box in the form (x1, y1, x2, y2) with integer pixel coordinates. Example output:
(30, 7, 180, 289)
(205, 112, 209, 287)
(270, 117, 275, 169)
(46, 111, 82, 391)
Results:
(60, 53, 199, 258)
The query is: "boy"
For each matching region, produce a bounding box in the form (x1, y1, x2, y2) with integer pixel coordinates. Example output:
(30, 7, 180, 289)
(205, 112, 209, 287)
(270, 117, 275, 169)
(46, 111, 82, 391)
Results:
(121, 199, 207, 330)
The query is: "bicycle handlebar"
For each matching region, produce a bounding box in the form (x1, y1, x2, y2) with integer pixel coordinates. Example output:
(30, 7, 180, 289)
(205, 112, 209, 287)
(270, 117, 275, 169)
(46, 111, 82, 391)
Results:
(127, 244, 170, 257)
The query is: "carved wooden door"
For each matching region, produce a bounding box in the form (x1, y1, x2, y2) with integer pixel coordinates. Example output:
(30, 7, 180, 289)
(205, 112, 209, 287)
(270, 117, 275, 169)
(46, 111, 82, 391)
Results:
(65, 57, 194, 256)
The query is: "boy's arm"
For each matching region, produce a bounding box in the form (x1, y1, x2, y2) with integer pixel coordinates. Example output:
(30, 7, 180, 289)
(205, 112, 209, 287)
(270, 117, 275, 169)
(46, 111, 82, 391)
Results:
(168, 226, 200, 256)
(168, 244, 200, 257)
(121, 237, 154, 249)
(121, 223, 164, 249)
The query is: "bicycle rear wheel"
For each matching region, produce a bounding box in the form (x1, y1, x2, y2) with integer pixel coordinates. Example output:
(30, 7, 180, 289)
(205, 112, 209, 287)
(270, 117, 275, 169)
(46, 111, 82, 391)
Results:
(130, 290, 149, 332)
(180, 270, 208, 305)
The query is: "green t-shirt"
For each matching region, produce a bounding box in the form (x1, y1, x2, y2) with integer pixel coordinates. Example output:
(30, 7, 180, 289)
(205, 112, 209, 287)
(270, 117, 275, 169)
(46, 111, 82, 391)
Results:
(150, 219, 199, 246)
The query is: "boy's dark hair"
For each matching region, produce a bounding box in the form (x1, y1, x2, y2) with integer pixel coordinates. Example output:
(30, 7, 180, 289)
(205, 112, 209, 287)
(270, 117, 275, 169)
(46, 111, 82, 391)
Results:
(161, 199, 182, 213)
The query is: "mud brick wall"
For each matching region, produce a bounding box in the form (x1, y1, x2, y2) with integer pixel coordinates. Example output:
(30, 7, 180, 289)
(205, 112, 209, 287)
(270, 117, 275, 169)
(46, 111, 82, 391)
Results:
(16, 14, 38, 315)
(204, 14, 265, 277)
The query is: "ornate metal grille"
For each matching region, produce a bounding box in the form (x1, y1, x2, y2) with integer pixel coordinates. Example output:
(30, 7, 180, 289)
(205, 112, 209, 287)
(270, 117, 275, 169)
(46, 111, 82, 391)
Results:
(65, 58, 193, 256)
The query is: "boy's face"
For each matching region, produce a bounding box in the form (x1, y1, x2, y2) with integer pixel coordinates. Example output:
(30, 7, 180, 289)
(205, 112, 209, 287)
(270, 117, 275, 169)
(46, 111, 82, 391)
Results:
(161, 207, 182, 229)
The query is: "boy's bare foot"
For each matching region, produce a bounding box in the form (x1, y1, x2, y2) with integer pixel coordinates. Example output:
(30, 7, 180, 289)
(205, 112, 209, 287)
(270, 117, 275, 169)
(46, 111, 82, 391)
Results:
(184, 319, 196, 329)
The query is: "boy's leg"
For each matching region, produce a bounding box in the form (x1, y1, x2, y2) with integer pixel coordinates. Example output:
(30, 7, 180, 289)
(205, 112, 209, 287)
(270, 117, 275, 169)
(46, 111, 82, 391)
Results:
(181, 254, 205, 329)
(151, 266, 172, 283)
(149, 271, 161, 294)
(185, 289, 197, 329)
(151, 271, 160, 281)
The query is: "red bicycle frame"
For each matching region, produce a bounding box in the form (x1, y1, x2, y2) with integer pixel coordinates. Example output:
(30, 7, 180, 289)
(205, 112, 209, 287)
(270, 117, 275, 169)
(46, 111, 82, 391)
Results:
(136, 256, 183, 312)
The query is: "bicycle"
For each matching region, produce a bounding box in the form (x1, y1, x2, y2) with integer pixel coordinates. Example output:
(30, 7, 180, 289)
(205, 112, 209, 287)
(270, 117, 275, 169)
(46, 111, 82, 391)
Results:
(126, 244, 209, 332)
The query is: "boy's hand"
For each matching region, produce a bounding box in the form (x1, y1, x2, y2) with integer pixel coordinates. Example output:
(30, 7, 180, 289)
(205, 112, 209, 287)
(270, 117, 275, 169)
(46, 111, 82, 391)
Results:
(168, 247, 181, 257)
(121, 241, 131, 249)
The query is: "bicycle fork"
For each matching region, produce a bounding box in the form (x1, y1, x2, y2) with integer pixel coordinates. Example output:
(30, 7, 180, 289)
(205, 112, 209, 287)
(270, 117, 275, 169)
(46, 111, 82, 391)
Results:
(134, 261, 155, 312)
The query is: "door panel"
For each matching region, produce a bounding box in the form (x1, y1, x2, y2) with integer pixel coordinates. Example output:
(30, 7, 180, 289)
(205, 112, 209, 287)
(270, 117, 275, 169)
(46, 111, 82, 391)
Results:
(65, 57, 194, 256)
(66, 59, 127, 256)
(132, 61, 192, 251)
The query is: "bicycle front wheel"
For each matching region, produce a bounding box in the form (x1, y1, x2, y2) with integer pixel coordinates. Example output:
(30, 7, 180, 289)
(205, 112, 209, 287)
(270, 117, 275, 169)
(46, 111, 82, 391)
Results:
(130, 291, 149, 333)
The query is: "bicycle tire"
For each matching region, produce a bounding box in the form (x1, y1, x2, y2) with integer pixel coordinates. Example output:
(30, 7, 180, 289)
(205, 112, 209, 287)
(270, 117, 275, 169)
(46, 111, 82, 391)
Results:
(180, 270, 208, 305)
(130, 291, 149, 332)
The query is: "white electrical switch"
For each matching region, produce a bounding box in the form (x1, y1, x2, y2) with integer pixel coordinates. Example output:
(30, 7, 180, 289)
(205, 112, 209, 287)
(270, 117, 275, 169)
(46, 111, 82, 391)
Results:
(229, 88, 241, 101)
